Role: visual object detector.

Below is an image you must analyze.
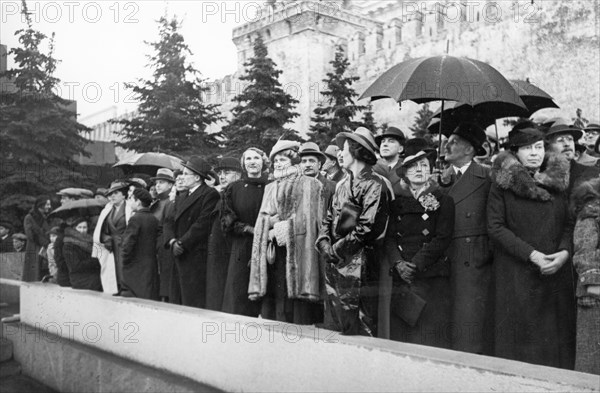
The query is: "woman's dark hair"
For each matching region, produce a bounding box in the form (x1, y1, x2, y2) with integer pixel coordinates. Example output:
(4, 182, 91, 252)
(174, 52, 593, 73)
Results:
(34, 195, 50, 209)
(132, 188, 153, 207)
(347, 139, 377, 166)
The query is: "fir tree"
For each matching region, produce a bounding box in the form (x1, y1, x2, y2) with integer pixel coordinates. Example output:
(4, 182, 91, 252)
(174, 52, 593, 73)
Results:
(409, 103, 434, 143)
(221, 35, 300, 155)
(308, 45, 366, 147)
(361, 104, 378, 133)
(0, 0, 90, 227)
(113, 16, 222, 157)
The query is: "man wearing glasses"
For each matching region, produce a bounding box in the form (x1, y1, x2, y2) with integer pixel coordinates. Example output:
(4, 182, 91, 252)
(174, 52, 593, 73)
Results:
(544, 123, 599, 195)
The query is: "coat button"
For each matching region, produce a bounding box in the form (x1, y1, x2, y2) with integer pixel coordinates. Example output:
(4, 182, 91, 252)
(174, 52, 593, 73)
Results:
(466, 212, 472, 218)
(580, 277, 585, 282)
(465, 238, 471, 243)
(464, 261, 470, 267)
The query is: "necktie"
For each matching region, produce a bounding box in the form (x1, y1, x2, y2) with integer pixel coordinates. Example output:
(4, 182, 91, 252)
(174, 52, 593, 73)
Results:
(455, 170, 462, 181)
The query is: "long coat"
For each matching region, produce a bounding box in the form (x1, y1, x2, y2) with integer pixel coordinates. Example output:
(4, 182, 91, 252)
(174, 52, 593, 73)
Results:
(220, 175, 268, 316)
(22, 208, 49, 282)
(318, 167, 389, 335)
(62, 228, 102, 291)
(205, 197, 231, 311)
(151, 192, 174, 298)
(121, 207, 159, 300)
(487, 152, 576, 370)
(163, 183, 220, 308)
(440, 161, 493, 354)
(249, 168, 324, 324)
(386, 183, 454, 348)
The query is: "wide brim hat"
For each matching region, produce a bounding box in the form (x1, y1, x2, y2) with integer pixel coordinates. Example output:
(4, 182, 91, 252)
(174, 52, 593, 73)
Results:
(107, 181, 130, 196)
(151, 168, 175, 183)
(95, 188, 108, 197)
(323, 145, 340, 160)
(298, 142, 327, 163)
(544, 124, 583, 141)
(127, 177, 148, 189)
(215, 157, 242, 172)
(507, 127, 544, 148)
(451, 122, 487, 156)
(269, 140, 301, 161)
(182, 156, 213, 180)
(335, 127, 378, 158)
(400, 138, 437, 170)
(375, 126, 406, 145)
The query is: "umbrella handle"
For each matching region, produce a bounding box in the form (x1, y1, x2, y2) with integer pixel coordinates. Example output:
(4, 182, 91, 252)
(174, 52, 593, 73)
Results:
(436, 100, 445, 172)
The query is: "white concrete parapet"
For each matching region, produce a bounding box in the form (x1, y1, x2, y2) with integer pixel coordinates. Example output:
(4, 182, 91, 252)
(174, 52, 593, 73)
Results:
(13, 282, 600, 392)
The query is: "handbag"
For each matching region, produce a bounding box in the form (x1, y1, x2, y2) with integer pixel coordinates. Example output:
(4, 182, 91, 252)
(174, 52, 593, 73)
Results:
(390, 285, 427, 327)
(335, 181, 362, 238)
(266, 240, 276, 265)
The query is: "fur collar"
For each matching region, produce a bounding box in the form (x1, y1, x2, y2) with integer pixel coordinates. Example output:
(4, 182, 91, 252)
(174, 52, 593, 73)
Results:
(571, 178, 600, 219)
(491, 151, 570, 201)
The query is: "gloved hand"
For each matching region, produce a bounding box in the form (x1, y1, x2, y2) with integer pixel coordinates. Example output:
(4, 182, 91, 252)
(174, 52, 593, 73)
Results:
(243, 225, 254, 235)
(394, 260, 416, 284)
(103, 240, 113, 252)
(172, 241, 184, 257)
(316, 239, 338, 264)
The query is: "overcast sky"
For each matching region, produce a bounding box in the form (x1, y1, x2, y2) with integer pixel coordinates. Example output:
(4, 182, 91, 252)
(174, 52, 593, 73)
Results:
(1, 1, 249, 125)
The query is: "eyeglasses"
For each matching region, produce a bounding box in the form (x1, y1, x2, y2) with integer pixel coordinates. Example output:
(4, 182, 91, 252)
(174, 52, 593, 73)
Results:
(554, 135, 574, 144)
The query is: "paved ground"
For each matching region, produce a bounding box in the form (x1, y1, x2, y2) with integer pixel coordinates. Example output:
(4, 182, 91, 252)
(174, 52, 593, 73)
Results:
(0, 374, 56, 393)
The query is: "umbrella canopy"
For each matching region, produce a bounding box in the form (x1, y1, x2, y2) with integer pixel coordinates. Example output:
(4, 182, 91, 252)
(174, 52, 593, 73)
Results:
(430, 80, 558, 124)
(359, 56, 527, 112)
(49, 198, 107, 219)
(114, 152, 184, 176)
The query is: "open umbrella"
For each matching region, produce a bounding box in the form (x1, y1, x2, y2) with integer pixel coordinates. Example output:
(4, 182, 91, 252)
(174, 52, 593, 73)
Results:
(359, 55, 528, 160)
(49, 198, 107, 219)
(114, 152, 183, 176)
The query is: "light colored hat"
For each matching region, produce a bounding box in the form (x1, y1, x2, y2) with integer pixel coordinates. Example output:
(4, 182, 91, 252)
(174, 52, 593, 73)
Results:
(323, 145, 339, 160)
(57, 188, 93, 198)
(12, 233, 27, 241)
(151, 168, 175, 183)
(335, 127, 378, 157)
(269, 140, 300, 160)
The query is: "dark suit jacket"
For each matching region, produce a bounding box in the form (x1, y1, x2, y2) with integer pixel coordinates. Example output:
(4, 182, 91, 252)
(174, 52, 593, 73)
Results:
(441, 161, 493, 354)
(163, 184, 220, 254)
(121, 208, 159, 300)
(373, 159, 403, 196)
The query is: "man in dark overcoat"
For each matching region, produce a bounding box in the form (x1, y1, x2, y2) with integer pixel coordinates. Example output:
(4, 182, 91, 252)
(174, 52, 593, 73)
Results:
(373, 126, 406, 196)
(299, 142, 336, 210)
(121, 188, 159, 300)
(440, 122, 493, 355)
(163, 156, 219, 308)
(150, 168, 175, 301)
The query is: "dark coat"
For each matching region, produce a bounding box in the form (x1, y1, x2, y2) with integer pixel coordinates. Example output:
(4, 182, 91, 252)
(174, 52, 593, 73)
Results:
(440, 161, 493, 354)
(373, 159, 403, 196)
(569, 160, 599, 195)
(163, 183, 220, 308)
(205, 197, 230, 311)
(220, 175, 268, 316)
(100, 202, 128, 286)
(386, 182, 454, 348)
(54, 231, 71, 287)
(62, 228, 102, 291)
(0, 234, 12, 253)
(121, 207, 159, 300)
(317, 174, 337, 212)
(151, 192, 174, 298)
(22, 208, 49, 282)
(318, 167, 389, 335)
(487, 152, 575, 369)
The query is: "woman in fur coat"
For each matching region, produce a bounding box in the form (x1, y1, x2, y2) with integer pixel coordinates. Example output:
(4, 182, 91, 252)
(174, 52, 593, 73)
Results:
(248, 141, 324, 324)
(487, 126, 576, 369)
(571, 178, 600, 374)
(22, 196, 52, 281)
(385, 139, 455, 348)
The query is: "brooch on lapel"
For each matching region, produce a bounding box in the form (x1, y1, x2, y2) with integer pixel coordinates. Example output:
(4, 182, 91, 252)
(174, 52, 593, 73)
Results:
(418, 193, 440, 212)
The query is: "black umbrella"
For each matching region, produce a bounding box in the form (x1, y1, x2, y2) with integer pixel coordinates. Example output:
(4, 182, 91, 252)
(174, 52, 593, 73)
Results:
(359, 55, 527, 161)
(114, 152, 184, 176)
(48, 198, 107, 219)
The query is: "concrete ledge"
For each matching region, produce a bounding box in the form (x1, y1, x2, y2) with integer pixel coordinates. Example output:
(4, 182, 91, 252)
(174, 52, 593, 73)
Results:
(5, 322, 221, 393)
(15, 282, 600, 392)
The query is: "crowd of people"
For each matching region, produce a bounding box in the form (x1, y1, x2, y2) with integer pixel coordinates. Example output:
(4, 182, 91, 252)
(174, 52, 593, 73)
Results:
(1, 119, 599, 375)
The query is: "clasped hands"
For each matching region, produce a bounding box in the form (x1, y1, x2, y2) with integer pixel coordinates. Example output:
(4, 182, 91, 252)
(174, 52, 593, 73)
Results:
(529, 250, 569, 275)
(316, 239, 340, 264)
